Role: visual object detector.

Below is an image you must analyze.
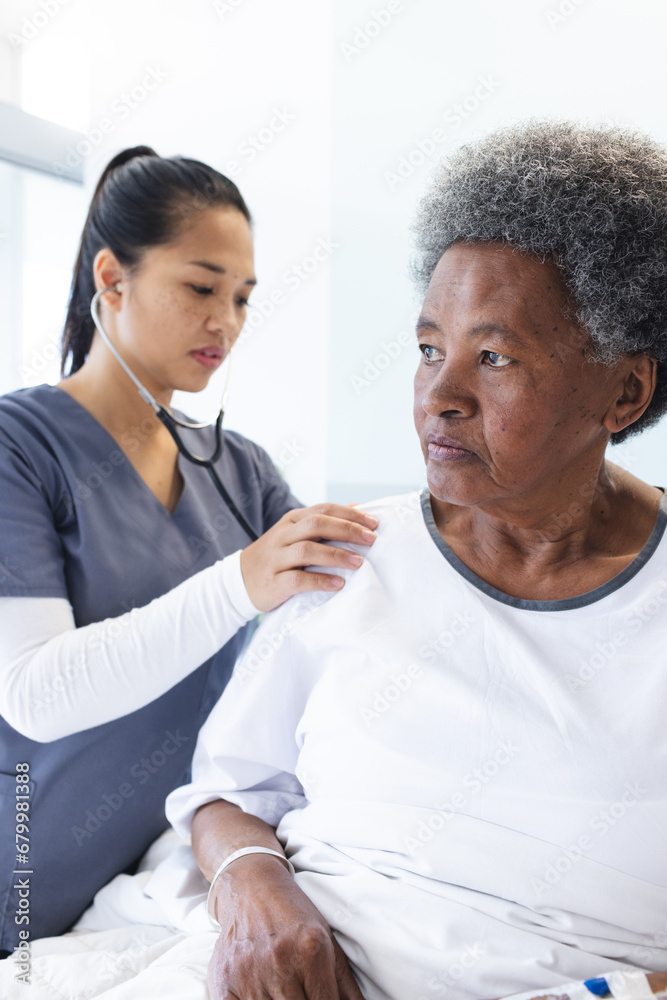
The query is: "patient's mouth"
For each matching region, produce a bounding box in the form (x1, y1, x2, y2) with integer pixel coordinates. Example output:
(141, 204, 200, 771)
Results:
(427, 435, 473, 462)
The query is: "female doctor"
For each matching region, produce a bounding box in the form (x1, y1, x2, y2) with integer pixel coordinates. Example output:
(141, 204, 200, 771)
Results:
(0, 146, 376, 953)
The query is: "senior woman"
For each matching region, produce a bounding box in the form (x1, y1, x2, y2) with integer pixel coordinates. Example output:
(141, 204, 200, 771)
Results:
(166, 120, 667, 1000)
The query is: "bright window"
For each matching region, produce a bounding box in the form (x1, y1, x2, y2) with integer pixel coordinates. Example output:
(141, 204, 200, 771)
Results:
(0, 160, 86, 395)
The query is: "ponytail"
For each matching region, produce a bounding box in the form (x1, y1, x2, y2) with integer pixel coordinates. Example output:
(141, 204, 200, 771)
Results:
(61, 146, 252, 375)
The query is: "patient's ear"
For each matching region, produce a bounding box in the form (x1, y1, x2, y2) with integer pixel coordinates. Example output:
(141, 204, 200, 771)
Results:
(603, 354, 657, 435)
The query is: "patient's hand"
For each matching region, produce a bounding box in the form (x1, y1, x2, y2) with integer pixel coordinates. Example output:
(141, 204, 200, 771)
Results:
(207, 853, 364, 999)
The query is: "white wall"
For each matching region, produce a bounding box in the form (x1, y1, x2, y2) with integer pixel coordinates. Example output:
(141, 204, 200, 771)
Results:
(3, 0, 667, 499)
(0, 37, 18, 104)
(0, 31, 22, 395)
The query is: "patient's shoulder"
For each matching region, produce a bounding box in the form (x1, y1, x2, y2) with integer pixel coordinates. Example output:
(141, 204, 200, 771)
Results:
(253, 489, 428, 637)
(358, 489, 425, 532)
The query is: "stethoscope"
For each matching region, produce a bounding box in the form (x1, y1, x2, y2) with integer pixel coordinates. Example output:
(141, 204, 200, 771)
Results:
(90, 285, 259, 541)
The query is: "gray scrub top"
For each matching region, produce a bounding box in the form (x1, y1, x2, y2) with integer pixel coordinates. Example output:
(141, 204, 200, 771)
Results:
(0, 384, 301, 948)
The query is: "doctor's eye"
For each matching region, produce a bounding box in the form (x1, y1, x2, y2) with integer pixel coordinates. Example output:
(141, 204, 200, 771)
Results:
(483, 350, 513, 368)
(190, 284, 214, 295)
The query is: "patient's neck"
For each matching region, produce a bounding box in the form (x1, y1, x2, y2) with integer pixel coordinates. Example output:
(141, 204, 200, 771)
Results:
(429, 461, 662, 601)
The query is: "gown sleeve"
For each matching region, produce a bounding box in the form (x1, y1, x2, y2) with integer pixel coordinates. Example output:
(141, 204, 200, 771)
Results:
(165, 592, 321, 836)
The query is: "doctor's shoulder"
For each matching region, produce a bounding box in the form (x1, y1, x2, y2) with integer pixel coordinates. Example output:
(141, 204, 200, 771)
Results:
(0, 383, 75, 443)
(0, 384, 90, 518)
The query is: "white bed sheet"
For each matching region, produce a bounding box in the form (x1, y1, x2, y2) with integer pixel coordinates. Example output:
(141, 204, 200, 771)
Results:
(0, 830, 217, 999)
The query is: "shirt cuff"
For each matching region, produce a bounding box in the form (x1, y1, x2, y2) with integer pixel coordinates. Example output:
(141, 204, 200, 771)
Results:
(219, 549, 262, 622)
(166, 789, 221, 840)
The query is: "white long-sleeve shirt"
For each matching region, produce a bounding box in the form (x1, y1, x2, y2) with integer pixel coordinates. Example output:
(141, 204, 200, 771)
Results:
(0, 551, 261, 741)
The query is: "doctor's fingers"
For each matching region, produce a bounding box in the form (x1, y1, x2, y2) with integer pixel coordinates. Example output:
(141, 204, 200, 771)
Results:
(240, 508, 376, 611)
(281, 505, 378, 549)
(279, 536, 371, 574)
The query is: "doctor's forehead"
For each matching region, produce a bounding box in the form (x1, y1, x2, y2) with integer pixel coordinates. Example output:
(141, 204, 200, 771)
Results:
(138, 208, 256, 276)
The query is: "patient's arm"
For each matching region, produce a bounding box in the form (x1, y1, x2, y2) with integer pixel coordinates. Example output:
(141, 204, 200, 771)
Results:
(192, 799, 365, 1000)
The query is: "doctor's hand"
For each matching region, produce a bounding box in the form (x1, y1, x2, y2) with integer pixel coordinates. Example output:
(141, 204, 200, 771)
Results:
(240, 503, 378, 612)
(207, 853, 365, 1000)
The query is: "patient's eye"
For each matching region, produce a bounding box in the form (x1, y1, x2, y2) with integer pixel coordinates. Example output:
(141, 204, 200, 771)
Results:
(419, 344, 443, 363)
(484, 351, 513, 368)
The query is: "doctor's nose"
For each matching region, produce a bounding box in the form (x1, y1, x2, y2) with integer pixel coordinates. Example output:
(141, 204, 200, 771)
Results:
(206, 296, 244, 339)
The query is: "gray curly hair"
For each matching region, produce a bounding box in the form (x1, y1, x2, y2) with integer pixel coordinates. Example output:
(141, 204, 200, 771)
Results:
(411, 119, 667, 443)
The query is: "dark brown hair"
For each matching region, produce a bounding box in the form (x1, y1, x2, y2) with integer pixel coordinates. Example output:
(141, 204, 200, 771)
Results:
(61, 145, 251, 375)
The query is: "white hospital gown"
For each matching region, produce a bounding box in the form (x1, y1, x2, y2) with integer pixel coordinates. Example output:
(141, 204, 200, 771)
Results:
(167, 489, 667, 1000)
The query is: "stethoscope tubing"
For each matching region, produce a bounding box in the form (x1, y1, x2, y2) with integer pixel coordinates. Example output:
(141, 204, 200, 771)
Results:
(156, 406, 260, 542)
(89, 286, 260, 542)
